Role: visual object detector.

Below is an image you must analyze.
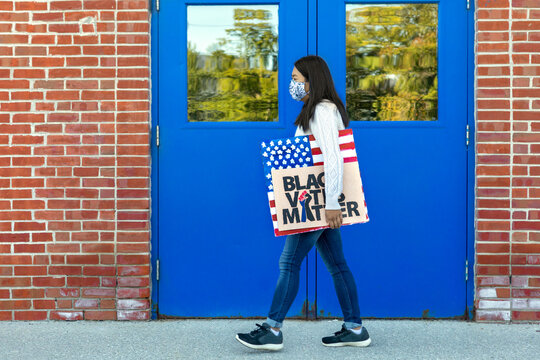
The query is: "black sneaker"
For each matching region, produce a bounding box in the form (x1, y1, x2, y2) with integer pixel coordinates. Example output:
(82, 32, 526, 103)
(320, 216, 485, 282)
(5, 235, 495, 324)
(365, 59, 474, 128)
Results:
(235, 323, 284, 351)
(322, 324, 371, 347)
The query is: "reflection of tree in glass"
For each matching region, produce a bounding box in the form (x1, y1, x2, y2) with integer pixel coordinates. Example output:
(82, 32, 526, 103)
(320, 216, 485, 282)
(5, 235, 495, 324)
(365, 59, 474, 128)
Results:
(346, 4, 438, 121)
(188, 8, 278, 122)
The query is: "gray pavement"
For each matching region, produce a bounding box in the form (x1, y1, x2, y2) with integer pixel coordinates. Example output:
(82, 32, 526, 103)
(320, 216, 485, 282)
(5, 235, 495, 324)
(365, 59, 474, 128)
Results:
(1, 319, 539, 360)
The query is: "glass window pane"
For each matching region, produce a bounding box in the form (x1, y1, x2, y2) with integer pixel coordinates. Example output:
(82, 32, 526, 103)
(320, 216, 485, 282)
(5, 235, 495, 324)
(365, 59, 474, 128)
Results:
(187, 5, 279, 122)
(346, 4, 438, 121)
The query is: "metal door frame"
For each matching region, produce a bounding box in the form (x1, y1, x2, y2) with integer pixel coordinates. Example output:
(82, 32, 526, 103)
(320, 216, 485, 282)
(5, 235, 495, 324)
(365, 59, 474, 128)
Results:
(149, 0, 477, 320)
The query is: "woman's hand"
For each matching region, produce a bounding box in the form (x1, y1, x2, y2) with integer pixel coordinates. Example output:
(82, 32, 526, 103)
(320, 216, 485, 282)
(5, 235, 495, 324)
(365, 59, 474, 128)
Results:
(325, 209, 343, 229)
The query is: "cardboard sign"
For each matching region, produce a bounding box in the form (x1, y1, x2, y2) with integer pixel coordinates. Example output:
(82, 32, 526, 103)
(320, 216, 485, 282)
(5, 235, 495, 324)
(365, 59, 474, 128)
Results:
(261, 129, 370, 237)
(272, 162, 368, 231)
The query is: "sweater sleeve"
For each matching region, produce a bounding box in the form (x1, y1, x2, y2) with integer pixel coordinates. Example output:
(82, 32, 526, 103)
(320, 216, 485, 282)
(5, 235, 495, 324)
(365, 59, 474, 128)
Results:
(310, 103, 344, 210)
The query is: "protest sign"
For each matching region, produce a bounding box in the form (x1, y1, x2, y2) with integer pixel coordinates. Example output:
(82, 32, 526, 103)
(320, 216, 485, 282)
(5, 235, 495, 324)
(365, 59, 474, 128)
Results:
(272, 162, 367, 231)
(261, 129, 369, 236)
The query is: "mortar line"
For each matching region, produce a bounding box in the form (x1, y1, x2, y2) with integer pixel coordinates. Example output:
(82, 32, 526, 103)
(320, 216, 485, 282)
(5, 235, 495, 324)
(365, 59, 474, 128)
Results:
(114, 1, 119, 318)
(508, 2, 513, 321)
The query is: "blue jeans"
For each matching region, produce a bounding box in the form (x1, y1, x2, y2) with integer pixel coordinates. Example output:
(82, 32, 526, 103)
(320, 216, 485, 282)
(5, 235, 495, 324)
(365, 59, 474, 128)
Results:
(265, 228, 363, 330)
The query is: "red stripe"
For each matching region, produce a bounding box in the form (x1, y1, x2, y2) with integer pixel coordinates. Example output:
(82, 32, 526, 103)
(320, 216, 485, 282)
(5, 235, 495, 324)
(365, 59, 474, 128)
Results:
(270, 200, 275, 208)
(273, 218, 370, 236)
(297, 158, 356, 167)
(275, 225, 327, 237)
(308, 129, 352, 143)
(274, 219, 368, 237)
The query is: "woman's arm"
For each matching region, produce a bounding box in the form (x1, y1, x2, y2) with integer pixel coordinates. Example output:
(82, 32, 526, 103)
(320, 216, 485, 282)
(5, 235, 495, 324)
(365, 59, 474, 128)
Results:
(310, 102, 344, 211)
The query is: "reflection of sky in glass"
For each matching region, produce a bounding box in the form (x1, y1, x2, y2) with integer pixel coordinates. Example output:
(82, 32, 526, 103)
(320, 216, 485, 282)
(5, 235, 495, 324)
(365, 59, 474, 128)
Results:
(347, 4, 401, 13)
(187, 5, 278, 56)
(347, 4, 410, 33)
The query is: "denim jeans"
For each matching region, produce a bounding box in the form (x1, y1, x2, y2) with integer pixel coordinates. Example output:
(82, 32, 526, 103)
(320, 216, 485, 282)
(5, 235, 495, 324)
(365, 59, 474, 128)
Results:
(265, 228, 363, 330)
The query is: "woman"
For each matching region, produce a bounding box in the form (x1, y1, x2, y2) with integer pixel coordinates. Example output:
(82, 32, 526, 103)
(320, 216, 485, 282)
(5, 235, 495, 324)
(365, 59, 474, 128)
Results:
(236, 55, 371, 351)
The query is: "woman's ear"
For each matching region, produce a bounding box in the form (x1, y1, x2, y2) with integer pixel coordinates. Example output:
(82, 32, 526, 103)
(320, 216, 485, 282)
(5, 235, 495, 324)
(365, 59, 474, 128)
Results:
(304, 81, 310, 93)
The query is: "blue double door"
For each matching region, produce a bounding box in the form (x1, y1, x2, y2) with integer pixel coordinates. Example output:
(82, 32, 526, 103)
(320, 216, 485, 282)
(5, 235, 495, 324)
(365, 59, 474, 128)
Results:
(156, 0, 470, 319)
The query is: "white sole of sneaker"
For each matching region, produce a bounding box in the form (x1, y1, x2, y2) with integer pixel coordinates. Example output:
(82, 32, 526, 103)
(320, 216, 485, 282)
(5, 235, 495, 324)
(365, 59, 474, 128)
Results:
(235, 335, 284, 351)
(322, 337, 372, 347)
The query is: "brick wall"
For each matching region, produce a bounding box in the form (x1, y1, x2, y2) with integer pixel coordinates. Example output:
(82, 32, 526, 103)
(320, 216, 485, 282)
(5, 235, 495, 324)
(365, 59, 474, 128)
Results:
(0, 0, 151, 320)
(1, 0, 540, 323)
(475, 0, 540, 322)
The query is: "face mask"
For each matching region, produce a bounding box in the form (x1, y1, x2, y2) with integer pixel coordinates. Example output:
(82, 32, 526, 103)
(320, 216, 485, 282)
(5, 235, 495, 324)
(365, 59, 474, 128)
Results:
(289, 78, 309, 101)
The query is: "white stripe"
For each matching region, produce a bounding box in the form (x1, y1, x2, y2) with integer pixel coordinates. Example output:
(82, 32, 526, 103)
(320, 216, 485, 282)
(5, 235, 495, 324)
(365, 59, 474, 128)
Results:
(270, 207, 276, 215)
(267, 191, 274, 201)
(339, 134, 354, 144)
(312, 150, 356, 164)
(342, 149, 357, 158)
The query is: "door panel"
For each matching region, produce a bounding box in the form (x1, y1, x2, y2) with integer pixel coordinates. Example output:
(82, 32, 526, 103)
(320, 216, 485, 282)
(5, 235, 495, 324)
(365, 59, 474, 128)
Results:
(157, 0, 469, 319)
(158, 0, 310, 317)
(314, 0, 468, 318)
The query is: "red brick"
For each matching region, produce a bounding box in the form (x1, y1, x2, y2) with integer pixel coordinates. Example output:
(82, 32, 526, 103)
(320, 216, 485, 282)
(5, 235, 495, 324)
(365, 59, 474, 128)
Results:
(50, 311, 84, 320)
(33, 277, 65, 287)
(49, 1, 82, 10)
(478, 21, 509, 31)
(513, 0, 537, 8)
(85, 310, 116, 320)
(14, 311, 48, 320)
(33, 299, 56, 310)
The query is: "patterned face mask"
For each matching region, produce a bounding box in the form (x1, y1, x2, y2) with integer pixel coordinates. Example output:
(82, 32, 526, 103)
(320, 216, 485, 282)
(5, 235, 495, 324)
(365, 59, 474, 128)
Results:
(289, 78, 309, 101)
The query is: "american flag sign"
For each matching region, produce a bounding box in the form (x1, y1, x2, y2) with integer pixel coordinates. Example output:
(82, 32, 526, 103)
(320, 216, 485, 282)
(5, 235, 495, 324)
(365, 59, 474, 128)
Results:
(261, 129, 369, 237)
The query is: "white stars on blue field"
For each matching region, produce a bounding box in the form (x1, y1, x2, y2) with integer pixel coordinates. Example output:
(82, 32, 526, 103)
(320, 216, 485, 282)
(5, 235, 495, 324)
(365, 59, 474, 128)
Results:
(261, 135, 313, 191)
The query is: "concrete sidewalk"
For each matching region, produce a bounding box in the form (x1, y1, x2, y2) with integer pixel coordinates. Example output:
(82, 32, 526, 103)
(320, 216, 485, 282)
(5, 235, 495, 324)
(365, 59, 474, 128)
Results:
(1, 319, 539, 360)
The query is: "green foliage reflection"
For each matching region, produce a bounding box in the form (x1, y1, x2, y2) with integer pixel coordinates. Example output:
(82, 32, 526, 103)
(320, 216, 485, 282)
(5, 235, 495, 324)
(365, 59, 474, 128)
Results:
(346, 4, 438, 121)
(187, 7, 278, 122)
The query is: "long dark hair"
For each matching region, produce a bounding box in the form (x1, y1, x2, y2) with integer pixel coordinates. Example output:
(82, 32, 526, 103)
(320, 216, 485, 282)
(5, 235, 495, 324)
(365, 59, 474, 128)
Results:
(293, 55, 350, 131)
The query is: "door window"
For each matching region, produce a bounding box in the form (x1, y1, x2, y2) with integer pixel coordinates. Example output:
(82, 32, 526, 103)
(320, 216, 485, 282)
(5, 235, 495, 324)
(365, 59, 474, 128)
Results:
(346, 4, 438, 121)
(187, 5, 279, 122)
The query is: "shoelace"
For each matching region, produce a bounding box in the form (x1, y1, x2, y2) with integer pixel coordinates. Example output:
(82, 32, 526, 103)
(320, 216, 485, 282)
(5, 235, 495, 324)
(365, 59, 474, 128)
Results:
(250, 323, 268, 336)
(333, 327, 349, 336)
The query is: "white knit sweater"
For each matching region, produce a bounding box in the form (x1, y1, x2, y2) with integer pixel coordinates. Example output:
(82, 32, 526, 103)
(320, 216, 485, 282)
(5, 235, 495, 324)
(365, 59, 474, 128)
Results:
(294, 99, 345, 210)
